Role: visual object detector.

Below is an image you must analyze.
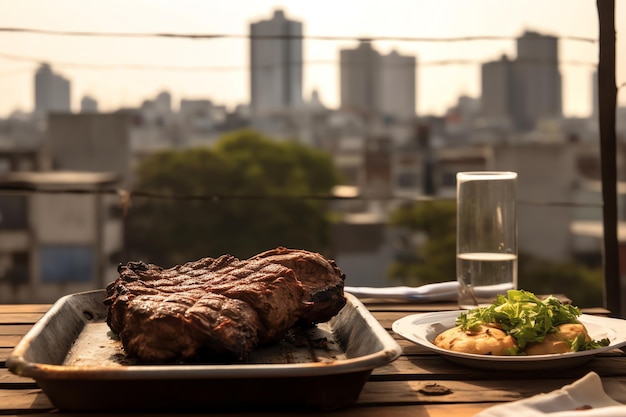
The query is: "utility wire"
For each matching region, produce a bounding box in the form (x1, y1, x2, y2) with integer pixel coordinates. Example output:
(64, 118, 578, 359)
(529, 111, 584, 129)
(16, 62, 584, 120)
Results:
(0, 28, 598, 73)
(0, 51, 597, 72)
(0, 186, 603, 208)
(0, 27, 598, 44)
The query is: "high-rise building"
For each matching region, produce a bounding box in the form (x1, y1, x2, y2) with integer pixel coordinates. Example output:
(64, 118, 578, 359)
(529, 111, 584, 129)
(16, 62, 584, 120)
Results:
(34, 63, 71, 118)
(514, 31, 562, 130)
(155, 91, 172, 114)
(379, 50, 416, 121)
(340, 42, 381, 116)
(481, 31, 562, 131)
(481, 55, 515, 125)
(80, 96, 99, 113)
(340, 42, 416, 121)
(249, 10, 303, 117)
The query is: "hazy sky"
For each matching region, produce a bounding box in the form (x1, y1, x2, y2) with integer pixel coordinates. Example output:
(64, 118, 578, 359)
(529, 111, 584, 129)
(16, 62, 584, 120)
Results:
(0, 0, 624, 118)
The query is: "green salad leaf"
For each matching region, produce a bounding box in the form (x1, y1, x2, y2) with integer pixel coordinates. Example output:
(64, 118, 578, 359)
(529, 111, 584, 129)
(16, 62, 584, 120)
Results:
(456, 290, 586, 350)
(570, 335, 610, 352)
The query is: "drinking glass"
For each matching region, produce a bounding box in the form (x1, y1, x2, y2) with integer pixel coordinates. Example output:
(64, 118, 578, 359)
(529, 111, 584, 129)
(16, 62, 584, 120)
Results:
(456, 171, 518, 309)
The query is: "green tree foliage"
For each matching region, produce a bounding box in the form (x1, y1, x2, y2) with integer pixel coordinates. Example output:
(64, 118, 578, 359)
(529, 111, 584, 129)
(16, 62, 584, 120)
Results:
(125, 129, 341, 266)
(388, 200, 604, 307)
(388, 200, 457, 285)
(518, 255, 604, 308)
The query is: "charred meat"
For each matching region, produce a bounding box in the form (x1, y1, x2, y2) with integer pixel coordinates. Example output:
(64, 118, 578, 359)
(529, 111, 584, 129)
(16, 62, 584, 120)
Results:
(104, 248, 346, 363)
(252, 247, 346, 324)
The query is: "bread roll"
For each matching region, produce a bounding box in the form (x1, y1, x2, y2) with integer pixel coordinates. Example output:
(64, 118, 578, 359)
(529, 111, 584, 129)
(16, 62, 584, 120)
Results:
(524, 323, 590, 355)
(433, 324, 517, 355)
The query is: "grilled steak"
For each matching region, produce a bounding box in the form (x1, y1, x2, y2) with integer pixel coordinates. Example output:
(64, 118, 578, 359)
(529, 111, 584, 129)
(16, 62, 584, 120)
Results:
(252, 247, 346, 324)
(104, 248, 345, 363)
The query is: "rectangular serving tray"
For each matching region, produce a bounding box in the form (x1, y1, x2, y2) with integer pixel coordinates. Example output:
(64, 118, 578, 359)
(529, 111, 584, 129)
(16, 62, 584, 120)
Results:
(7, 290, 401, 412)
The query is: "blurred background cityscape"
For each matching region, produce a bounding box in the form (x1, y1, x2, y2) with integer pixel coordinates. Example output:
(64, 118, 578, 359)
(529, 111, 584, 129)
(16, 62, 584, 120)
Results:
(0, 1, 625, 309)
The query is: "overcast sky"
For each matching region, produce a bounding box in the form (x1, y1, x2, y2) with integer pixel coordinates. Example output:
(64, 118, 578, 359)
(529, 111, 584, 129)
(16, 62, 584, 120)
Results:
(0, 0, 624, 118)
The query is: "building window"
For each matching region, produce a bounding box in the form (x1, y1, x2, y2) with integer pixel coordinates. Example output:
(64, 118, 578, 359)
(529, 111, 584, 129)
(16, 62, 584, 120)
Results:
(397, 172, 418, 188)
(0, 252, 29, 285)
(40, 245, 94, 283)
(0, 196, 28, 229)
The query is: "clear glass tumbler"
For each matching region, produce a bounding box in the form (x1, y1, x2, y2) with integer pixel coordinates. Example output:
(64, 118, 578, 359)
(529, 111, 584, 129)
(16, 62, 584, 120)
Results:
(456, 171, 518, 309)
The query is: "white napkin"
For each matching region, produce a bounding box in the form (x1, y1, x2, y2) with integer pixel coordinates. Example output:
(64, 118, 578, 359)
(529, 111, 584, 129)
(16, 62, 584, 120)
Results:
(345, 281, 459, 302)
(475, 372, 625, 417)
(345, 281, 513, 302)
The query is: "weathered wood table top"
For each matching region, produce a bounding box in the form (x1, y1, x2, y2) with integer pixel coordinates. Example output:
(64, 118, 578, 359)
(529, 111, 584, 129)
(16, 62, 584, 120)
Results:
(1, 298, 624, 417)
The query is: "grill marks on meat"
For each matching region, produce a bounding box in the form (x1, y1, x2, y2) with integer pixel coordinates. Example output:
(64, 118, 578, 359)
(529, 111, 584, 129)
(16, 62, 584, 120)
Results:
(105, 255, 305, 362)
(252, 247, 347, 324)
(104, 248, 345, 363)
(117, 292, 261, 362)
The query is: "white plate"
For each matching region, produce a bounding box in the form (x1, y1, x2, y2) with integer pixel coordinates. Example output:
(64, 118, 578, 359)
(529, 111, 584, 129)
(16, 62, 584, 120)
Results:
(392, 310, 626, 370)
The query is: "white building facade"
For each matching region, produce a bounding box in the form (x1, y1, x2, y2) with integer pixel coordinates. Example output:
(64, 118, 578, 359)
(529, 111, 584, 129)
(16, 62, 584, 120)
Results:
(481, 31, 562, 132)
(34, 63, 71, 118)
(249, 10, 303, 117)
(0, 172, 123, 303)
(340, 42, 416, 122)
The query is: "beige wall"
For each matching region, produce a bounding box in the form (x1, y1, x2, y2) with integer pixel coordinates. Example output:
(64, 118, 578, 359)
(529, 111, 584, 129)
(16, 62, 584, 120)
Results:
(47, 113, 131, 185)
(32, 194, 97, 243)
(494, 142, 596, 262)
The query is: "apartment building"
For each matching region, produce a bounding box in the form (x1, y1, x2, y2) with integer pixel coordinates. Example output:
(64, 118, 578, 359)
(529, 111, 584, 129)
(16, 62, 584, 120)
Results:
(0, 171, 122, 303)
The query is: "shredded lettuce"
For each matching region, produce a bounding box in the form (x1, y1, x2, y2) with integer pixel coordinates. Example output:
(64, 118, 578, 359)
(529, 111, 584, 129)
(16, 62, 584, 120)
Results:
(570, 335, 611, 351)
(456, 289, 608, 351)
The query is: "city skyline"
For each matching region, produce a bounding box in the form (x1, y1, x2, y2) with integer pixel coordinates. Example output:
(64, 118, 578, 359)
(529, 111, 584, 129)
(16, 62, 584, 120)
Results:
(482, 31, 562, 131)
(0, 0, 624, 118)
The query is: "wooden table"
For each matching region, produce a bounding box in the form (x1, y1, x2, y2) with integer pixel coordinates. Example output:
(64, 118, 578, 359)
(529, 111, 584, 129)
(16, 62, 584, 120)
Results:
(1, 299, 625, 416)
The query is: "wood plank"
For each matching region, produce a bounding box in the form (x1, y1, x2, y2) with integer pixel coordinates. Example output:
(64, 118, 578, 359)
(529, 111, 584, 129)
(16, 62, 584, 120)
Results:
(358, 378, 567, 404)
(8, 377, 621, 416)
(0, 384, 493, 416)
(0, 404, 492, 417)
(394, 338, 432, 354)
(0, 335, 21, 348)
(2, 377, 624, 416)
(0, 325, 32, 336)
(0, 305, 51, 314)
(0, 347, 14, 363)
(371, 355, 626, 380)
(0, 389, 54, 412)
(358, 377, 626, 405)
(0, 368, 37, 386)
(0, 313, 44, 324)
(372, 311, 417, 329)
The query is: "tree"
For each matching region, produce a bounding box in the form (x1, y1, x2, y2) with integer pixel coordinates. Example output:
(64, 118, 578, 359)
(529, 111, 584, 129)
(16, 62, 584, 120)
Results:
(388, 200, 457, 286)
(518, 256, 603, 308)
(388, 199, 604, 307)
(125, 129, 341, 266)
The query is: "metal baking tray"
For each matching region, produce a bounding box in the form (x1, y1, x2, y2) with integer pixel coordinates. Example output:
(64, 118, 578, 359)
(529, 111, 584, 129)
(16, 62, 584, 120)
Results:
(7, 289, 401, 412)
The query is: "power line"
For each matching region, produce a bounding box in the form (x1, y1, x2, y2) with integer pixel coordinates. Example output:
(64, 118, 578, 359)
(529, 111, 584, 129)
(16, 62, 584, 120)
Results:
(0, 51, 597, 73)
(0, 186, 603, 208)
(0, 27, 597, 44)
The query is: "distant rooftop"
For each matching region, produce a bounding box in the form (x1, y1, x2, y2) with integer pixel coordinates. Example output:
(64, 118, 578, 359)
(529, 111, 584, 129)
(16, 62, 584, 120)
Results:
(571, 220, 626, 243)
(0, 171, 119, 189)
